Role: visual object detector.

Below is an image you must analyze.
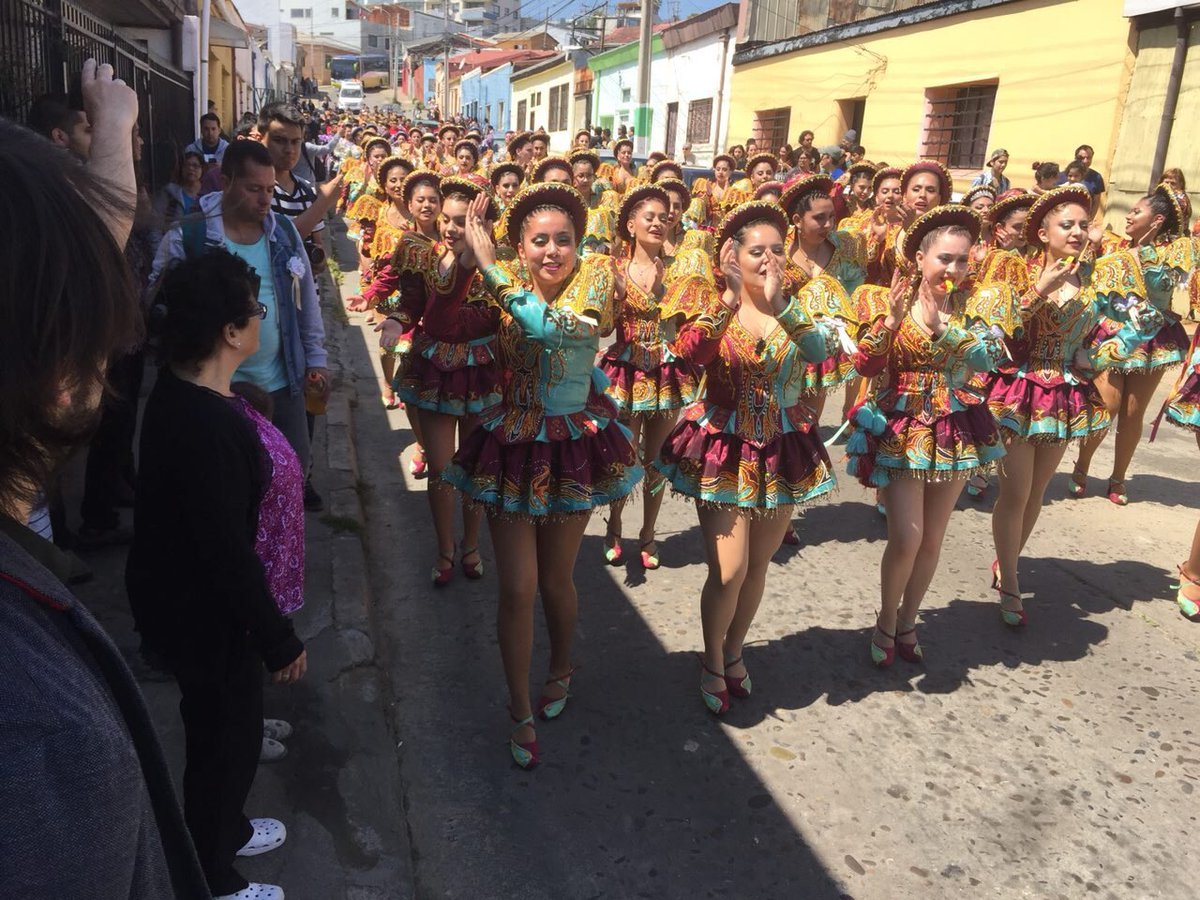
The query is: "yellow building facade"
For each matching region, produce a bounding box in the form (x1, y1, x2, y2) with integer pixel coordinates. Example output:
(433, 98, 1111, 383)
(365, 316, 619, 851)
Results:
(728, 0, 1136, 194)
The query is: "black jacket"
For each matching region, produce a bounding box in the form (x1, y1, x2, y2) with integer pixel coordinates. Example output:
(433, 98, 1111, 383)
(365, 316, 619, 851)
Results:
(126, 369, 302, 681)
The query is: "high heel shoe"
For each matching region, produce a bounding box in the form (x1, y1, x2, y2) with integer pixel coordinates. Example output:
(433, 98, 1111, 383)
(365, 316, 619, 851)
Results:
(536, 667, 575, 720)
(1106, 479, 1128, 506)
(991, 560, 1026, 626)
(460, 546, 484, 580)
(965, 474, 988, 500)
(1176, 564, 1200, 620)
(639, 539, 660, 570)
(508, 710, 538, 769)
(1067, 468, 1087, 498)
(895, 623, 924, 664)
(780, 524, 800, 546)
(698, 655, 729, 715)
(723, 655, 752, 698)
(410, 450, 428, 479)
(432, 550, 455, 587)
(603, 532, 623, 565)
(870, 618, 895, 668)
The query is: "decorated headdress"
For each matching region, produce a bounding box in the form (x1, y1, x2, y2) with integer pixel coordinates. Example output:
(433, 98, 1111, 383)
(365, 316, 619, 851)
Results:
(712, 153, 736, 170)
(717, 200, 788, 251)
(362, 136, 391, 158)
(376, 156, 414, 189)
(401, 170, 441, 203)
(871, 166, 903, 195)
(744, 153, 779, 176)
(439, 175, 498, 220)
(504, 182, 588, 249)
(845, 162, 877, 183)
(453, 138, 480, 160)
(901, 160, 953, 202)
(531, 155, 574, 183)
(568, 149, 601, 172)
(651, 159, 685, 183)
(989, 189, 1036, 225)
(437, 123, 459, 140)
(655, 177, 690, 206)
(1153, 182, 1186, 237)
(507, 131, 533, 154)
(961, 184, 996, 208)
(779, 174, 834, 216)
(900, 205, 982, 262)
(574, 128, 592, 145)
(754, 181, 784, 201)
(613, 138, 633, 155)
(1024, 185, 1093, 247)
(489, 161, 525, 188)
(617, 184, 670, 238)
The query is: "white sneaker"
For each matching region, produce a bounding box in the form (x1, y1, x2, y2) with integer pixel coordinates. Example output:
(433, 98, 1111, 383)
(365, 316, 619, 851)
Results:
(259, 736, 287, 763)
(213, 883, 285, 900)
(236, 818, 287, 857)
(262, 718, 293, 741)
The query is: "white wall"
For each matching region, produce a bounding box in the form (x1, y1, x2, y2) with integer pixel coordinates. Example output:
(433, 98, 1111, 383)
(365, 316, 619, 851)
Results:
(656, 30, 735, 164)
(512, 61, 576, 151)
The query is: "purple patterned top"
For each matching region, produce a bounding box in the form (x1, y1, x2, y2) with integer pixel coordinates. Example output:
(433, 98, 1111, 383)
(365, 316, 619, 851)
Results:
(233, 397, 305, 614)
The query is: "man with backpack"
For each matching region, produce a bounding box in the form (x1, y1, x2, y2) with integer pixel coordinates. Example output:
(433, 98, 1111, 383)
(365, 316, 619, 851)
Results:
(149, 140, 328, 486)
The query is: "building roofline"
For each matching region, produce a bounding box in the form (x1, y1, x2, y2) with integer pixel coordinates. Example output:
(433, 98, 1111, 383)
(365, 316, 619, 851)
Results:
(732, 0, 1021, 66)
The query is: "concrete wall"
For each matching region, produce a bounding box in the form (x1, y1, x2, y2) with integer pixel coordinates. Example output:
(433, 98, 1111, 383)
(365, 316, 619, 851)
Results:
(512, 58, 576, 151)
(590, 38, 666, 143)
(658, 29, 735, 164)
(728, 0, 1135, 192)
(1107, 16, 1200, 228)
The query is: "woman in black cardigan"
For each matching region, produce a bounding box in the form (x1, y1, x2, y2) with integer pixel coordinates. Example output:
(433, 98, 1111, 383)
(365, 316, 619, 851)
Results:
(127, 250, 306, 900)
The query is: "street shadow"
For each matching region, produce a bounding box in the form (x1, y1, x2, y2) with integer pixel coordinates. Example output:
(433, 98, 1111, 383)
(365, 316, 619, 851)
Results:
(1042, 471, 1198, 510)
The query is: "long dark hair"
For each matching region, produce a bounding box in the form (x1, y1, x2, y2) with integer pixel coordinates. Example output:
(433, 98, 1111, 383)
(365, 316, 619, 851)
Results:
(0, 118, 140, 510)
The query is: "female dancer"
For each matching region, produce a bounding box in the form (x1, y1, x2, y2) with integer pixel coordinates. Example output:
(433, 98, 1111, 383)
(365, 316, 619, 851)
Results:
(599, 185, 709, 569)
(445, 138, 480, 177)
(838, 162, 877, 229)
(868, 161, 951, 287)
(846, 206, 1007, 665)
(989, 186, 1163, 625)
(374, 177, 503, 585)
(444, 184, 642, 769)
(962, 184, 996, 274)
(490, 162, 524, 212)
(725, 153, 778, 207)
(656, 201, 838, 714)
(1071, 184, 1196, 504)
(347, 137, 392, 270)
(346, 170, 442, 477)
(612, 138, 637, 194)
(1164, 326, 1200, 619)
(569, 149, 617, 256)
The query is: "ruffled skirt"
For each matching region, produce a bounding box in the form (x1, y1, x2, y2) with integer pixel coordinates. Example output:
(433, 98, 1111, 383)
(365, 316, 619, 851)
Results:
(1094, 319, 1188, 374)
(987, 373, 1110, 443)
(654, 420, 835, 511)
(598, 358, 699, 417)
(1165, 363, 1200, 431)
(443, 418, 642, 519)
(396, 355, 503, 416)
(847, 403, 1004, 487)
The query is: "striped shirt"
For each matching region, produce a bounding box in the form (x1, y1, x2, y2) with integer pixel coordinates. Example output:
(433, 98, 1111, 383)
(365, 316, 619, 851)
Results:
(272, 172, 324, 234)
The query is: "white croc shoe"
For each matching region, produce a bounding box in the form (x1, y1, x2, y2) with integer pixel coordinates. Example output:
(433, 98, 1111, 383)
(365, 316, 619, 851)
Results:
(213, 882, 284, 900)
(236, 818, 287, 857)
(259, 737, 287, 763)
(262, 718, 293, 741)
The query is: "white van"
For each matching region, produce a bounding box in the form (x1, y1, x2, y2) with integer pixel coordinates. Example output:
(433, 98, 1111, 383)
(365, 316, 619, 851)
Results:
(338, 80, 365, 112)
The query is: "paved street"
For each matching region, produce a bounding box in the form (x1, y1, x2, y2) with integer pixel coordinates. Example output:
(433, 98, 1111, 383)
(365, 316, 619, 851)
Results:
(334, 220, 1199, 900)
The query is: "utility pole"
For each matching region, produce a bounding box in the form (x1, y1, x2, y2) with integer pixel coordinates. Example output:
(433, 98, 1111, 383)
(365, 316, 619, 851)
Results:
(632, 0, 652, 155)
(442, 0, 450, 117)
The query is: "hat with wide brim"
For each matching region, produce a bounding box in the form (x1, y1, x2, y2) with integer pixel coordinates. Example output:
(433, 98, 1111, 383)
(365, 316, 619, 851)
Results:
(453, 138, 480, 160)
(1024, 185, 1092, 247)
(504, 182, 588, 249)
(531, 155, 574, 183)
(713, 154, 736, 170)
(871, 166, 902, 195)
(900, 204, 981, 262)
(613, 138, 633, 155)
(507, 131, 533, 154)
(744, 153, 779, 175)
(779, 174, 834, 217)
(845, 162, 877, 183)
(362, 137, 391, 158)
(377, 156, 414, 188)
(988, 189, 1035, 225)
(617, 184, 670, 239)
(568, 149, 601, 172)
(901, 160, 953, 202)
(716, 200, 789, 252)
(961, 184, 996, 208)
(755, 181, 785, 201)
(574, 128, 592, 144)
(439, 175, 498, 220)
(489, 162, 525, 188)
(438, 123, 460, 140)
(651, 159, 684, 182)
(402, 170, 441, 203)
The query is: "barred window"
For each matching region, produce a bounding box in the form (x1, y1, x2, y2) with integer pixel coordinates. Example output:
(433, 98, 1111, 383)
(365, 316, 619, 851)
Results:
(549, 84, 569, 132)
(752, 107, 790, 152)
(922, 83, 997, 170)
(686, 98, 712, 144)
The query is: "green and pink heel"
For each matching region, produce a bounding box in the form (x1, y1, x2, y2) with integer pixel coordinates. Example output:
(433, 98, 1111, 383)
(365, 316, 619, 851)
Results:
(536, 667, 575, 720)
(1176, 565, 1200, 621)
(508, 710, 539, 770)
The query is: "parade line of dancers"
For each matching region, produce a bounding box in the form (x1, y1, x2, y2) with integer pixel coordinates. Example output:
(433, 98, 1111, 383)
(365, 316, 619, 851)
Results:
(336, 126, 1199, 768)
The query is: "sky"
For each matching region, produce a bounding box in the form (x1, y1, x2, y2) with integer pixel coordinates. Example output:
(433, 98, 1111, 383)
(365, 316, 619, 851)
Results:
(514, 0, 729, 28)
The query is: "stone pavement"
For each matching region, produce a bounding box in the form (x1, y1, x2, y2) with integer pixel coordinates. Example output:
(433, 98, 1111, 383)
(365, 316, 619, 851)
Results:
(332, 214, 1200, 900)
(64, 260, 412, 899)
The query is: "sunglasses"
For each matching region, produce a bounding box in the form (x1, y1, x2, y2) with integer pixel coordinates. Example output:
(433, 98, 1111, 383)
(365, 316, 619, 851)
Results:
(251, 301, 268, 320)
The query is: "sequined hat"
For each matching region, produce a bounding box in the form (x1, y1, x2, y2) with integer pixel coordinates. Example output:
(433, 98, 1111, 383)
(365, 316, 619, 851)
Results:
(437, 123, 460, 141)
(1024, 185, 1092, 247)
(504, 182, 588, 249)
(901, 160, 953, 202)
(568, 149, 601, 172)
(779, 174, 834, 217)
(376, 156, 414, 188)
(871, 166, 903, 195)
(744, 153, 779, 176)
(531, 155, 574, 183)
(489, 162, 525, 188)
(617, 184, 671, 238)
(845, 162, 878, 183)
(1154, 182, 1187, 237)
(401, 170, 441, 203)
(507, 131, 533, 154)
(713, 153, 736, 170)
(989, 189, 1036, 225)
(755, 181, 785, 201)
(961, 184, 996, 208)
(717, 199, 788, 251)
(439, 174, 498, 220)
(453, 138, 480, 160)
(651, 159, 684, 183)
(900, 204, 982, 262)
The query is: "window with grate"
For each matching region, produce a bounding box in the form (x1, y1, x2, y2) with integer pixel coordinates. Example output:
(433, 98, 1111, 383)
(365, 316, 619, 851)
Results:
(752, 107, 790, 152)
(686, 98, 712, 144)
(922, 83, 997, 170)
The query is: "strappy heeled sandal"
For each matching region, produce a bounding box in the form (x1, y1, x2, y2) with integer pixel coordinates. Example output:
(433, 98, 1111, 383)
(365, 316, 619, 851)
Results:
(698, 654, 729, 715)
(723, 655, 752, 698)
(432, 550, 455, 587)
(460, 546, 483, 580)
(870, 617, 895, 668)
(508, 709, 538, 769)
(536, 666, 576, 720)
(1106, 479, 1128, 506)
(895, 622, 924, 664)
(1175, 564, 1200, 620)
(991, 559, 1026, 626)
(639, 539, 660, 571)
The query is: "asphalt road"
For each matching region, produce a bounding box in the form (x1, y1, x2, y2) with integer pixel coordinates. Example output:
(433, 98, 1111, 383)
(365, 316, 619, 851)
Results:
(332, 219, 1200, 900)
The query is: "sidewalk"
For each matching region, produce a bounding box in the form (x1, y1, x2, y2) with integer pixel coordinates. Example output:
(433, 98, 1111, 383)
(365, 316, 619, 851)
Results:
(65, 257, 413, 899)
